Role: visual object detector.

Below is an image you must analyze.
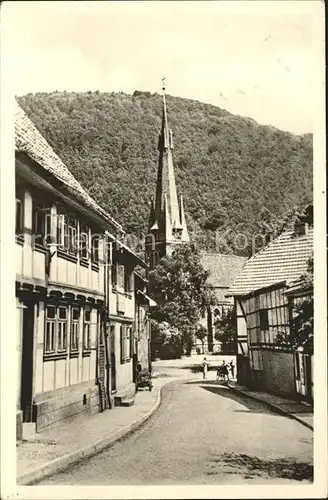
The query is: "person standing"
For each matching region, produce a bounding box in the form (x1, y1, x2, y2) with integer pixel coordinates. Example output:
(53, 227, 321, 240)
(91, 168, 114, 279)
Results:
(229, 360, 235, 379)
(202, 357, 209, 379)
(222, 360, 229, 381)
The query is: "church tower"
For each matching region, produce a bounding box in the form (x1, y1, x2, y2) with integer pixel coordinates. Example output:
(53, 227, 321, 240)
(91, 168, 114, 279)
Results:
(146, 80, 189, 269)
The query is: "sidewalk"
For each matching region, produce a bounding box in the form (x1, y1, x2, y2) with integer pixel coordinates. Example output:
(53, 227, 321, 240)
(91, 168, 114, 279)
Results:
(228, 381, 313, 431)
(17, 375, 185, 485)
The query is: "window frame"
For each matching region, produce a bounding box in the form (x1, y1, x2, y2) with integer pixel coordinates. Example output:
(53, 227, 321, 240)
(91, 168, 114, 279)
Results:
(45, 305, 56, 354)
(83, 308, 91, 352)
(111, 263, 117, 288)
(80, 222, 90, 262)
(91, 234, 100, 265)
(120, 324, 132, 364)
(44, 305, 68, 358)
(56, 206, 78, 258)
(15, 186, 25, 239)
(33, 202, 52, 248)
(70, 307, 80, 354)
(259, 309, 269, 331)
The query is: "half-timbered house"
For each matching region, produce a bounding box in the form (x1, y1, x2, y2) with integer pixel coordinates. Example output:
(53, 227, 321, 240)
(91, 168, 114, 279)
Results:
(227, 215, 313, 398)
(15, 104, 147, 439)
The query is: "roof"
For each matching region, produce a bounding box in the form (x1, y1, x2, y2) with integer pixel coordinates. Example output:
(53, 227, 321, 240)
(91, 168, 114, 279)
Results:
(227, 228, 313, 297)
(201, 253, 248, 288)
(283, 276, 313, 297)
(15, 103, 123, 231)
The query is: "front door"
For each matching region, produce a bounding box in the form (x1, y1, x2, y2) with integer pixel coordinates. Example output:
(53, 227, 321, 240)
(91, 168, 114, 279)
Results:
(20, 302, 35, 422)
(305, 355, 313, 402)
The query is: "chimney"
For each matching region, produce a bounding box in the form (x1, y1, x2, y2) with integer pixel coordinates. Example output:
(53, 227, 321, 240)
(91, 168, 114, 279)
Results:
(294, 221, 309, 236)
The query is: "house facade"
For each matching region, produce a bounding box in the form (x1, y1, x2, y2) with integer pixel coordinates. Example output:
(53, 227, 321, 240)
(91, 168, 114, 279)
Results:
(227, 214, 313, 399)
(135, 273, 156, 373)
(284, 276, 313, 402)
(15, 104, 149, 439)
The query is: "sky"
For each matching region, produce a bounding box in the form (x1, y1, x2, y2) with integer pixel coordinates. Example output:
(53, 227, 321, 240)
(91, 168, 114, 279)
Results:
(2, 1, 321, 134)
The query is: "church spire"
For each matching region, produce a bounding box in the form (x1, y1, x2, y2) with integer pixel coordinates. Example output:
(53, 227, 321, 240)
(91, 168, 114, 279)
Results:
(146, 80, 189, 267)
(154, 79, 182, 232)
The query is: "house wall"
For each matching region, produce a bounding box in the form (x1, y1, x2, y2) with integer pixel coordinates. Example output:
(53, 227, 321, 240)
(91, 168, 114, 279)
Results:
(250, 349, 295, 394)
(111, 320, 134, 398)
(242, 286, 296, 395)
(16, 177, 105, 434)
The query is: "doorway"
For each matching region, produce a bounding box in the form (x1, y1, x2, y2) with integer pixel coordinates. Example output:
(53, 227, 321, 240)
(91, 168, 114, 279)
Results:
(304, 355, 313, 402)
(110, 325, 116, 392)
(20, 302, 35, 422)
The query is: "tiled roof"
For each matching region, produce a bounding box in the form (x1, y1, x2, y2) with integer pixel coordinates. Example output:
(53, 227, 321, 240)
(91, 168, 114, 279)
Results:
(15, 103, 123, 231)
(227, 228, 313, 297)
(201, 253, 248, 288)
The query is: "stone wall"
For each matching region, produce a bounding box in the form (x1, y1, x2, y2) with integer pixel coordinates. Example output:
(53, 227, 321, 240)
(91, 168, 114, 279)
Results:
(33, 384, 99, 433)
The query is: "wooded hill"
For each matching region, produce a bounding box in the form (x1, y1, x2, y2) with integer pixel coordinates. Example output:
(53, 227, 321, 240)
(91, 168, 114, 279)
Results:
(17, 91, 313, 255)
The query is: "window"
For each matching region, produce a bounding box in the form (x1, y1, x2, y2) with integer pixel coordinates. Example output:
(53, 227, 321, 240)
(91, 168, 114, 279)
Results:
(259, 309, 269, 331)
(57, 208, 77, 256)
(45, 305, 68, 356)
(70, 308, 80, 352)
(120, 324, 131, 363)
(33, 203, 51, 247)
(67, 216, 77, 255)
(58, 307, 68, 351)
(45, 306, 56, 353)
(57, 212, 66, 248)
(80, 222, 89, 260)
(124, 272, 132, 293)
(91, 235, 99, 264)
(117, 265, 125, 288)
(15, 187, 24, 236)
(83, 309, 91, 351)
(111, 264, 117, 287)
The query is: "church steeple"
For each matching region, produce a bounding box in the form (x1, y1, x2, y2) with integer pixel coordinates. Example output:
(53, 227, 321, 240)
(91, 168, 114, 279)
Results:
(147, 80, 189, 268)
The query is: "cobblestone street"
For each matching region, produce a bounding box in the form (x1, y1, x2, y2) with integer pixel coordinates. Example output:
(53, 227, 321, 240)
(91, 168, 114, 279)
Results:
(37, 360, 313, 485)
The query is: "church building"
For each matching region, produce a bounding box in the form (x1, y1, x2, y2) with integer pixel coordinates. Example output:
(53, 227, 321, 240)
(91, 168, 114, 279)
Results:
(146, 82, 189, 269)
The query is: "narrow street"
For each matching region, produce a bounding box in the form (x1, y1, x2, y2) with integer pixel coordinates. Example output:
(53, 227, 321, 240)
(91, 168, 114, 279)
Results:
(38, 361, 313, 485)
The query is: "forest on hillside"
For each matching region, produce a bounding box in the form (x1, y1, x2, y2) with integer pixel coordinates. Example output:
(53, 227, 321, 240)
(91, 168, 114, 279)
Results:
(17, 91, 313, 256)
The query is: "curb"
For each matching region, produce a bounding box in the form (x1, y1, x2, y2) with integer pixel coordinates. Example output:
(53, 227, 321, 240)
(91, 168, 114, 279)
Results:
(227, 383, 313, 431)
(17, 378, 179, 485)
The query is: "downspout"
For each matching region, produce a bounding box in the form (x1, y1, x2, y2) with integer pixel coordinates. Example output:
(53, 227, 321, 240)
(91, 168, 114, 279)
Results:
(104, 238, 113, 409)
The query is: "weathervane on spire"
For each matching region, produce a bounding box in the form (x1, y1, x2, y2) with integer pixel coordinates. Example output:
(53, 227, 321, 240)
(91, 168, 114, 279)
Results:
(162, 77, 166, 92)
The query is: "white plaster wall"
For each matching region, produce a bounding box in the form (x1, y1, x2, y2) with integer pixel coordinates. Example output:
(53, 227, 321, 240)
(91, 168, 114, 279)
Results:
(43, 360, 55, 393)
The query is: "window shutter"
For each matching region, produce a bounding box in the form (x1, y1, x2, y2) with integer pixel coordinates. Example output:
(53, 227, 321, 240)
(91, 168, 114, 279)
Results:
(117, 265, 125, 289)
(120, 325, 124, 363)
(129, 327, 133, 358)
(57, 213, 65, 248)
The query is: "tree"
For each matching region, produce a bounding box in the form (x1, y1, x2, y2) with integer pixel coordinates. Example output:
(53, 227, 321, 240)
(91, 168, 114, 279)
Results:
(195, 325, 208, 354)
(150, 320, 182, 360)
(214, 306, 237, 354)
(290, 255, 313, 350)
(148, 244, 216, 355)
